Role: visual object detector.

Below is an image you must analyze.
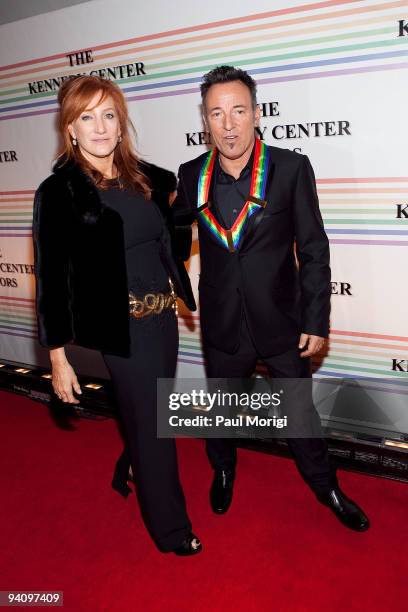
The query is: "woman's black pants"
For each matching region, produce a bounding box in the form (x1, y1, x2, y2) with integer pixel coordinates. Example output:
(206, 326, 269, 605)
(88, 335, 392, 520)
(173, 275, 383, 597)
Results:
(103, 310, 192, 552)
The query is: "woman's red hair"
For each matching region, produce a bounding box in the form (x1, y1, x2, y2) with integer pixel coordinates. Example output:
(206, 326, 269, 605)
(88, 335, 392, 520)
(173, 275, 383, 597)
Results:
(57, 75, 151, 196)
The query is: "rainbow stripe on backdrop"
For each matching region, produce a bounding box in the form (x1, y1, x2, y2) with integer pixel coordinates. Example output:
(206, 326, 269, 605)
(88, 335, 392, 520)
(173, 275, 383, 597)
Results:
(197, 139, 269, 251)
(314, 329, 408, 382)
(2, 176, 406, 245)
(1, 174, 406, 362)
(0, 190, 35, 238)
(2, 291, 406, 389)
(0, 0, 408, 121)
(0, 296, 37, 340)
(317, 177, 408, 246)
(177, 313, 408, 390)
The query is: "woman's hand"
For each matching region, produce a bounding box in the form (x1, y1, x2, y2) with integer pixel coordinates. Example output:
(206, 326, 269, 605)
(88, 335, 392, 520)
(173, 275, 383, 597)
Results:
(169, 190, 177, 206)
(50, 348, 82, 404)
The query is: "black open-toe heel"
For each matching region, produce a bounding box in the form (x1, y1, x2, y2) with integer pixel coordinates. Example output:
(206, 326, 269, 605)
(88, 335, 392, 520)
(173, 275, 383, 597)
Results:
(173, 532, 203, 556)
(111, 448, 133, 499)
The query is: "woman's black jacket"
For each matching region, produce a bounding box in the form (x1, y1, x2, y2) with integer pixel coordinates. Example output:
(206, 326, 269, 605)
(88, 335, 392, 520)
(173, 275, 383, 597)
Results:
(32, 158, 196, 357)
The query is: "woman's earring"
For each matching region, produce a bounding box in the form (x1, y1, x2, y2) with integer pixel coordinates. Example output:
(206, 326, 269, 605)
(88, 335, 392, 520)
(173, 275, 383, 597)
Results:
(72, 138, 77, 146)
(118, 135, 122, 144)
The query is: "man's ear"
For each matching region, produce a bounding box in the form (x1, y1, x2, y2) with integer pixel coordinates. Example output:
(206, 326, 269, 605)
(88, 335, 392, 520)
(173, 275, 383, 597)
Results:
(254, 105, 261, 127)
(202, 108, 208, 130)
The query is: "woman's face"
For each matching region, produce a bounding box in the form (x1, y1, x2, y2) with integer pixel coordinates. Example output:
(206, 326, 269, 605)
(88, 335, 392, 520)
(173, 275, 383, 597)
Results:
(68, 92, 121, 164)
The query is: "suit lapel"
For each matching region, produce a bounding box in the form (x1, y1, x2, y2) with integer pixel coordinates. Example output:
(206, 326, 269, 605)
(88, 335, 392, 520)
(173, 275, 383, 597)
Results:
(239, 151, 275, 251)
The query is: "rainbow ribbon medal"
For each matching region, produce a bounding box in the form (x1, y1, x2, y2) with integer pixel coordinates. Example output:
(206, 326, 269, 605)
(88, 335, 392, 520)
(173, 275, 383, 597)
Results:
(197, 138, 269, 252)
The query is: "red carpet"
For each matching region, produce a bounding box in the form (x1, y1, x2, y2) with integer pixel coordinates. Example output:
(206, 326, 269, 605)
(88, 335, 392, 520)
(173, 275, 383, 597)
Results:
(0, 390, 407, 611)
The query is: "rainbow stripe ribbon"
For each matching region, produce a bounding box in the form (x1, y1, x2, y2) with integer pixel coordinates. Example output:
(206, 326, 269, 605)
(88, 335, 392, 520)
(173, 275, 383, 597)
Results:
(197, 138, 269, 252)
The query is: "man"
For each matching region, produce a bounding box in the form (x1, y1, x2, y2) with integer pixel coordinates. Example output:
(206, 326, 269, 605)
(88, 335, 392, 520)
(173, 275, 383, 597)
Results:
(173, 66, 369, 531)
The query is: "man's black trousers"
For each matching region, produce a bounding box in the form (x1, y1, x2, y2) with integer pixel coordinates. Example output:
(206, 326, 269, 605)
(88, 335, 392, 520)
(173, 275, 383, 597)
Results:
(204, 314, 336, 493)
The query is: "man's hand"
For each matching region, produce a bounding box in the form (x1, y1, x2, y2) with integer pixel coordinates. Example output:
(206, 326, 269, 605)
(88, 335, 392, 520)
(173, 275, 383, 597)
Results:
(298, 333, 325, 358)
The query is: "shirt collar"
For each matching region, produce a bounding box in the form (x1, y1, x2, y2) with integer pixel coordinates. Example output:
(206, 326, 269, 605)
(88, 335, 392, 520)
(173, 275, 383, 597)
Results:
(215, 141, 256, 183)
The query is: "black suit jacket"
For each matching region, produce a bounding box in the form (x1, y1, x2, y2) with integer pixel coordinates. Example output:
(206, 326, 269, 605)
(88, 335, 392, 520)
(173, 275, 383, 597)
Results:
(33, 159, 196, 357)
(173, 144, 331, 356)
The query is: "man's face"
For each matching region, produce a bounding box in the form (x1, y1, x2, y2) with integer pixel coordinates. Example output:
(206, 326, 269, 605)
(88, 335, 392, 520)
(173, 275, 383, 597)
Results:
(204, 80, 260, 162)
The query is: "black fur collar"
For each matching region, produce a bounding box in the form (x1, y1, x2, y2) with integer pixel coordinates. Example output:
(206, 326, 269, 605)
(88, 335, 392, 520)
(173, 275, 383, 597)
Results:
(53, 156, 104, 224)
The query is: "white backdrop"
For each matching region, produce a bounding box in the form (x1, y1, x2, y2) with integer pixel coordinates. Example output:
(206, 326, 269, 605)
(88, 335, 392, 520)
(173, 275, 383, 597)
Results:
(0, 0, 407, 425)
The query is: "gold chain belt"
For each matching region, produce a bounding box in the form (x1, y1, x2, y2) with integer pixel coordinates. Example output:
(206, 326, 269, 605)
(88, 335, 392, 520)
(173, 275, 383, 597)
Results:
(129, 279, 178, 319)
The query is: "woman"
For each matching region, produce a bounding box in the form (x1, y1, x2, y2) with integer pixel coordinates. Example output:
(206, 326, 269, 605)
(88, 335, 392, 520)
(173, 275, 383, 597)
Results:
(33, 75, 202, 556)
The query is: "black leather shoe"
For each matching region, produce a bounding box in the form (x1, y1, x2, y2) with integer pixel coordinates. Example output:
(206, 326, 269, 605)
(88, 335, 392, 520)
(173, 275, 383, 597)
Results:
(210, 469, 235, 514)
(317, 487, 370, 532)
(173, 533, 202, 556)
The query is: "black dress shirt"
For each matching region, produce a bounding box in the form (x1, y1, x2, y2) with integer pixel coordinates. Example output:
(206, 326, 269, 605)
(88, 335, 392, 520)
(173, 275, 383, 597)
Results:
(214, 145, 255, 228)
